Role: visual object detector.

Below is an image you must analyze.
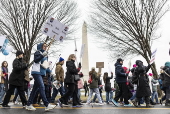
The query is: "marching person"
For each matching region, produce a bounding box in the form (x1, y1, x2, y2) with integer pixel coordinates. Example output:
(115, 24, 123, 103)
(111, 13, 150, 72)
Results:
(26, 43, 56, 111)
(51, 57, 65, 105)
(103, 72, 113, 104)
(2, 51, 27, 108)
(112, 58, 131, 107)
(132, 60, 152, 107)
(0, 61, 8, 104)
(86, 67, 103, 105)
(58, 54, 82, 108)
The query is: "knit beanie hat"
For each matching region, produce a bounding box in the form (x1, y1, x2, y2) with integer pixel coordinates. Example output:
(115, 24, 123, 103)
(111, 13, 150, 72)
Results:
(59, 57, 64, 62)
(16, 50, 24, 57)
(117, 58, 123, 63)
(165, 62, 170, 67)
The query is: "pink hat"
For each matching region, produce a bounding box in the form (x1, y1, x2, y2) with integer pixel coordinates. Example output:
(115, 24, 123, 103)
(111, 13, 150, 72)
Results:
(149, 73, 153, 76)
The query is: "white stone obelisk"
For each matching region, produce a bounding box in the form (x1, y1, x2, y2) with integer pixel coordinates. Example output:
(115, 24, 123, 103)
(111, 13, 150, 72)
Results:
(82, 22, 89, 81)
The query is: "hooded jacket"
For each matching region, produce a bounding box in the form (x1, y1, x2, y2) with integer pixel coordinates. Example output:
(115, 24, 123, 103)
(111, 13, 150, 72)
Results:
(55, 62, 64, 82)
(31, 43, 48, 76)
(115, 62, 127, 83)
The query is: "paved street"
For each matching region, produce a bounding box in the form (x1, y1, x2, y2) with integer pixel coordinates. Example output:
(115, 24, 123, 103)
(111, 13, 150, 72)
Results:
(0, 103, 170, 114)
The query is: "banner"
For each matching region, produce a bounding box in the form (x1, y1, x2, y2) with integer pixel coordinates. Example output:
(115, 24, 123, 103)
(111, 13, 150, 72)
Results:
(80, 44, 85, 58)
(42, 17, 69, 42)
(108, 63, 112, 73)
(150, 49, 157, 65)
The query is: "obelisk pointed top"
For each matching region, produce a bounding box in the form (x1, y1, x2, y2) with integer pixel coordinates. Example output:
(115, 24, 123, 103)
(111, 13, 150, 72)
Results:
(83, 21, 87, 27)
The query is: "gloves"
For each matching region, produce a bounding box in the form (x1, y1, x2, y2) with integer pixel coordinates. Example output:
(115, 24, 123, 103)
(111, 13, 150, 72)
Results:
(42, 51, 48, 56)
(78, 62, 81, 68)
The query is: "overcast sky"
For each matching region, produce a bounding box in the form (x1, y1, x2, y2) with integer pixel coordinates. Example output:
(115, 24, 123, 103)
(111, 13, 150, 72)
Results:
(1, 0, 170, 77)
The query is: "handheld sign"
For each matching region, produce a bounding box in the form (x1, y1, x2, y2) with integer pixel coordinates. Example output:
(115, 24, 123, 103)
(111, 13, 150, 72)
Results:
(42, 17, 69, 42)
(150, 49, 157, 65)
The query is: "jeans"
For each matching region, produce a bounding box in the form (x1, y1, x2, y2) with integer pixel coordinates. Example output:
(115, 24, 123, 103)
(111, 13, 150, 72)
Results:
(106, 91, 113, 102)
(0, 83, 5, 103)
(51, 82, 65, 103)
(152, 91, 159, 103)
(77, 89, 82, 100)
(130, 91, 136, 100)
(27, 74, 49, 107)
(87, 88, 102, 104)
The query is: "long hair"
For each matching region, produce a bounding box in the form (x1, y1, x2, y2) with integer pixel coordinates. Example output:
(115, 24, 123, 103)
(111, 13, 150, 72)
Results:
(67, 54, 76, 61)
(103, 72, 108, 83)
(1, 61, 8, 67)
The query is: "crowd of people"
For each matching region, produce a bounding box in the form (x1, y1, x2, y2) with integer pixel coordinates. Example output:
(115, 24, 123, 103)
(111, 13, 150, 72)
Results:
(0, 42, 169, 111)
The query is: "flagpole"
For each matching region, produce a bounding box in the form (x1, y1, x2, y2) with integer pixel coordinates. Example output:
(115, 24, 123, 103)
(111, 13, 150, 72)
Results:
(74, 37, 78, 67)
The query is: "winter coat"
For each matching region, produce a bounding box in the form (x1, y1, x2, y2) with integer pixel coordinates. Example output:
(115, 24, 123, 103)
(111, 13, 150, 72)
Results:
(55, 62, 64, 82)
(9, 58, 27, 86)
(115, 62, 127, 83)
(89, 71, 99, 89)
(161, 66, 170, 88)
(31, 43, 48, 76)
(64, 60, 79, 84)
(105, 75, 113, 92)
(133, 65, 151, 98)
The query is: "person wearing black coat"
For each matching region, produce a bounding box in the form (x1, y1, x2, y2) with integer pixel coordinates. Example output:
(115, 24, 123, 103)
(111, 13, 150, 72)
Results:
(132, 60, 152, 108)
(58, 54, 82, 108)
(2, 50, 27, 108)
(112, 58, 131, 107)
(103, 72, 113, 104)
(161, 62, 170, 106)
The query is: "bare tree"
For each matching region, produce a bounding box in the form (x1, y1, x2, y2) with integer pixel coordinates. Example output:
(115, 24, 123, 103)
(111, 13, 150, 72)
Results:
(89, 0, 169, 78)
(0, 0, 79, 63)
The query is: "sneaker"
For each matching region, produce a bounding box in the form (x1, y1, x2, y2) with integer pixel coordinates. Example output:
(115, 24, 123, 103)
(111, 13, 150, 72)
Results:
(2, 104, 10, 108)
(58, 99, 63, 108)
(85, 103, 90, 105)
(26, 105, 36, 111)
(111, 99, 118, 107)
(99, 103, 104, 105)
(72, 105, 82, 108)
(45, 104, 56, 111)
(124, 104, 132, 107)
(63, 103, 69, 106)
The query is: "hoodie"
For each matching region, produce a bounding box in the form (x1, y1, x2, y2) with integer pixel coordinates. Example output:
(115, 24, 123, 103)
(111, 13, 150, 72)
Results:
(31, 43, 48, 76)
(115, 62, 127, 83)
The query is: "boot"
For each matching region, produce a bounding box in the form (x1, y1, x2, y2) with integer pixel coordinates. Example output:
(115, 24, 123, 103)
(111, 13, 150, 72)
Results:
(131, 100, 138, 107)
(146, 104, 154, 108)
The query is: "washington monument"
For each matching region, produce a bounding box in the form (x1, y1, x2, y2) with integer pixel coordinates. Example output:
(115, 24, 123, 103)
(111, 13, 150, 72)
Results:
(82, 22, 89, 81)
